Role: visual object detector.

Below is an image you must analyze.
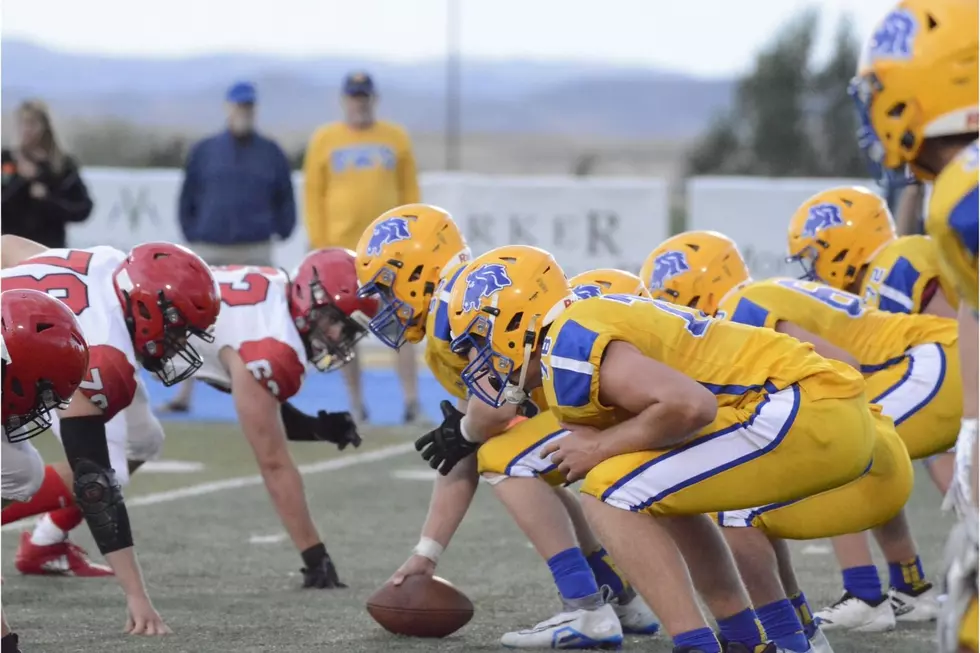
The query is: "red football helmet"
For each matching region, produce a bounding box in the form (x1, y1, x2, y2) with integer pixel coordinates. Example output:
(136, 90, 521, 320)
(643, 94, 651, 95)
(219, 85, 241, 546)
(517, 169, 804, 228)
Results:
(1, 289, 90, 441)
(289, 248, 379, 371)
(113, 242, 220, 386)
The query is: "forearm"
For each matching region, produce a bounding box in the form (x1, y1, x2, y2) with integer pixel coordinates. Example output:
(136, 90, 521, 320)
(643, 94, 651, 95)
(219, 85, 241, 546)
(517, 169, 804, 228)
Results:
(601, 402, 709, 455)
(259, 458, 321, 551)
(463, 396, 517, 442)
(958, 304, 978, 419)
(104, 548, 150, 598)
(418, 455, 479, 548)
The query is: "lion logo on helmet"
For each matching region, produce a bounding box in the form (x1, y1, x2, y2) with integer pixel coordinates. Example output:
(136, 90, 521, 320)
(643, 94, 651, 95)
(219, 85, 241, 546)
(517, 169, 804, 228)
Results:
(366, 217, 411, 256)
(573, 284, 603, 300)
(802, 203, 845, 239)
(462, 263, 512, 312)
(649, 251, 690, 291)
(867, 9, 918, 62)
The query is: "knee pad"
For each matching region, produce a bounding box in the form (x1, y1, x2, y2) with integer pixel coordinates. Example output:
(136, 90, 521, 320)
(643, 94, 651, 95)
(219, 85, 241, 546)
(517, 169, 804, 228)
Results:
(73, 458, 133, 554)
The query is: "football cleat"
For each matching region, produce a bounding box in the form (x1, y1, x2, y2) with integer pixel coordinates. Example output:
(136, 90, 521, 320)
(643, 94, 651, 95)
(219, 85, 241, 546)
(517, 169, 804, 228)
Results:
(14, 532, 113, 577)
(813, 592, 895, 632)
(500, 599, 623, 649)
(611, 590, 660, 635)
(889, 583, 941, 622)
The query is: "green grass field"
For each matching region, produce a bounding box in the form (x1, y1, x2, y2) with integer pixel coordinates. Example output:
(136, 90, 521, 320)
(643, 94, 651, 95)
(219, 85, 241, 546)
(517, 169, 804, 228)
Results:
(2, 422, 951, 652)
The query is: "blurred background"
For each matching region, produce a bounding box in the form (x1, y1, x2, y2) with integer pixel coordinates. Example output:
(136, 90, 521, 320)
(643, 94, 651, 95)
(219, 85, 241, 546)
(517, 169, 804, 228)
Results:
(0, 0, 914, 423)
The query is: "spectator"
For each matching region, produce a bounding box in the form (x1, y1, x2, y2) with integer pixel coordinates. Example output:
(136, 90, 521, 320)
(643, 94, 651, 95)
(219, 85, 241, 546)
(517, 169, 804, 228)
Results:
(1, 100, 93, 248)
(179, 81, 295, 266)
(164, 81, 295, 414)
(303, 72, 421, 424)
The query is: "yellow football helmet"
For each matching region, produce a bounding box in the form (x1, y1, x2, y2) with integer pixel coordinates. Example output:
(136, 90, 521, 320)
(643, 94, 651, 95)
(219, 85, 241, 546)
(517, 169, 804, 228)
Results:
(642, 231, 749, 315)
(447, 245, 574, 408)
(569, 268, 651, 299)
(852, 0, 978, 182)
(786, 186, 896, 289)
(355, 204, 469, 348)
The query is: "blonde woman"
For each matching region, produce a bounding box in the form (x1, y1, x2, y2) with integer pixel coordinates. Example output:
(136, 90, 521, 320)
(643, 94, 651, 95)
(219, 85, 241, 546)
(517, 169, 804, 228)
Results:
(2, 100, 92, 248)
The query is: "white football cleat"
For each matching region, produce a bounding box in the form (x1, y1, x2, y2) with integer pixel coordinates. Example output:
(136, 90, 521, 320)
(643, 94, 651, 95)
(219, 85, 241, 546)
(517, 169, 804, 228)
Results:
(889, 584, 941, 622)
(500, 602, 623, 649)
(813, 592, 896, 632)
(808, 627, 835, 653)
(611, 592, 660, 635)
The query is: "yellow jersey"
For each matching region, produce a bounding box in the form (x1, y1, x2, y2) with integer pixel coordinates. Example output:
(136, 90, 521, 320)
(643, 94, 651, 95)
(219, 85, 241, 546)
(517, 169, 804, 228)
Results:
(860, 235, 959, 314)
(540, 294, 863, 429)
(424, 262, 469, 400)
(926, 141, 978, 313)
(303, 120, 420, 251)
(717, 278, 957, 373)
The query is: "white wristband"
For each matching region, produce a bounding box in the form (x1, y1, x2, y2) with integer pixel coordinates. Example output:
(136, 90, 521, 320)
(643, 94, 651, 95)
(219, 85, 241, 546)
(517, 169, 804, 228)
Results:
(413, 537, 444, 564)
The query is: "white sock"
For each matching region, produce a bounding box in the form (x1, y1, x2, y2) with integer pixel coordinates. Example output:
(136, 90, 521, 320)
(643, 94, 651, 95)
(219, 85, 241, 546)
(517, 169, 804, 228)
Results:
(30, 514, 67, 546)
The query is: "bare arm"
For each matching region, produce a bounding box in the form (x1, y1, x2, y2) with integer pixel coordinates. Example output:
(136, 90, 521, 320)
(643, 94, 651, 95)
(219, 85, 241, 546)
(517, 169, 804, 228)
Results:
(958, 304, 978, 420)
(223, 347, 321, 552)
(1, 235, 48, 269)
(921, 283, 958, 319)
(592, 341, 717, 453)
(775, 320, 861, 370)
(417, 455, 479, 548)
(894, 184, 926, 236)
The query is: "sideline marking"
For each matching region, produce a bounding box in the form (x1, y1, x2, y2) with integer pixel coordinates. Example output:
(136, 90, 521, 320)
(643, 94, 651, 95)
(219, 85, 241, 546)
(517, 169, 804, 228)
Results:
(2, 443, 414, 532)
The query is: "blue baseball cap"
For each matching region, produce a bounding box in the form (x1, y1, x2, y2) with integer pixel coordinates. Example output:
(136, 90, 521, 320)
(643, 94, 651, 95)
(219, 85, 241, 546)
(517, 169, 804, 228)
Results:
(226, 81, 257, 104)
(343, 72, 375, 96)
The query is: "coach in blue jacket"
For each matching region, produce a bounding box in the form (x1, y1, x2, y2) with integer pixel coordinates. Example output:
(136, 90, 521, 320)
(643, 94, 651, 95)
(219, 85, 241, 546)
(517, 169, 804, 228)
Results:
(179, 81, 295, 266)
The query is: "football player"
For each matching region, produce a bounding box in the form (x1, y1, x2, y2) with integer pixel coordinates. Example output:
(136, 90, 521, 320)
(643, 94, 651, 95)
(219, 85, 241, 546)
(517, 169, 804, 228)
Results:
(848, 1, 978, 650)
(189, 248, 376, 587)
(786, 185, 958, 491)
(0, 235, 221, 634)
(448, 246, 877, 653)
(2, 289, 90, 653)
(569, 269, 651, 300)
(356, 209, 658, 648)
(646, 230, 955, 631)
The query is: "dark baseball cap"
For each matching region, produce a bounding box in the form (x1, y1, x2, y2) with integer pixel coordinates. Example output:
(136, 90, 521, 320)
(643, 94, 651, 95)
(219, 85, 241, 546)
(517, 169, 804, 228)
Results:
(226, 81, 257, 104)
(343, 72, 375, 96)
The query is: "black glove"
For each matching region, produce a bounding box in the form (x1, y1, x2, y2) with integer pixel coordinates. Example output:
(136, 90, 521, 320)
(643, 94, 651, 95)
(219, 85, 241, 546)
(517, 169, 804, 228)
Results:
(280, 402, 361, 450)
(300, 545, 347, 589)
(415, 400, 478, 475)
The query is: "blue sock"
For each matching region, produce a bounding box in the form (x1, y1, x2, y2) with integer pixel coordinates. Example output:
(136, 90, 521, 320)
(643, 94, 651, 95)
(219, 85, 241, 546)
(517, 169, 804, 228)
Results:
(842, 565, 884, 602)
(789, 592, 817, 640)
(716, 608, 765, 649)
(756, 600, 809, 652)
(547, 547, 599, 601)
(673, 627, 721, 653)
(585, 547, 627, 596)
(888, 556, 928, 593)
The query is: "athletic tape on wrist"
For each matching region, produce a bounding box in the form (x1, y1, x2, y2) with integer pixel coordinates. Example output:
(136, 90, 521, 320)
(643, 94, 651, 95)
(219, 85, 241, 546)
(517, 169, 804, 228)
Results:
(413, 537, 444, 563)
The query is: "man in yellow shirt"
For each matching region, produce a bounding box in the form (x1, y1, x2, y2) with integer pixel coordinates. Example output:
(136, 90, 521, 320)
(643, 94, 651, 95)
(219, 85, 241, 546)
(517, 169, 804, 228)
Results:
(303, 72, 421, 423)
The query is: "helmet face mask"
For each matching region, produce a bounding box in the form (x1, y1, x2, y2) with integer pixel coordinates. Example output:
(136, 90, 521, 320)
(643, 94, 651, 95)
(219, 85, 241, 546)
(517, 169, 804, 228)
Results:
(302, 276, 370, 372)
(356, 264, 428, 349)
(3, 378, 65, 442)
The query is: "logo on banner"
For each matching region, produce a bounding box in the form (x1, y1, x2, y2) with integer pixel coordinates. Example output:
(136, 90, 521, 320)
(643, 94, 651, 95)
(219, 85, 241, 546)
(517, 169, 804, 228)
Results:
(107, 186, 160, 231)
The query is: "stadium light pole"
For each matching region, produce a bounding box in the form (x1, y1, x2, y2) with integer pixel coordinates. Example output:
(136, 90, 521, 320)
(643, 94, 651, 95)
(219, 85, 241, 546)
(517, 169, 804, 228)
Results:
(445, 0, 462, 171)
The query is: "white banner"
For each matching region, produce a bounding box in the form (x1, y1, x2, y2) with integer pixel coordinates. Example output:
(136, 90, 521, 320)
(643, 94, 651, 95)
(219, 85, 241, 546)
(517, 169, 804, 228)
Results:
(686, 176, 880, 278)
(69, 168, 669, 278)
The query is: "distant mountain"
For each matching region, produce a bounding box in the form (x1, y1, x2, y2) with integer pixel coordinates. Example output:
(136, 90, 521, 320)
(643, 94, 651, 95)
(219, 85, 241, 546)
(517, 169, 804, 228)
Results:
(1, 39, 735, 139)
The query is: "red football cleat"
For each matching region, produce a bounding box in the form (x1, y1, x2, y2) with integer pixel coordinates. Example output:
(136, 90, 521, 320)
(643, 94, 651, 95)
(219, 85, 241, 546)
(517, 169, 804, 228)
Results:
(14, 531, 113, 577)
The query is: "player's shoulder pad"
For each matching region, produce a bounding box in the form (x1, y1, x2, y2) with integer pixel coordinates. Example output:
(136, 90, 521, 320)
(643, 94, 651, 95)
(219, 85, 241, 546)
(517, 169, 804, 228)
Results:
(238, 337, 306, 402)
(83, 344, 137, 420)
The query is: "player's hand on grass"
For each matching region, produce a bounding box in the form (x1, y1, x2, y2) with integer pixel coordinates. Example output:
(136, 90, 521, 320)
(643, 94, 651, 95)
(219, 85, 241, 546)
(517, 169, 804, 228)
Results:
(124, 595, 171, 636)
(415, 401, 478, 475)
(315, 410, 362, 450)
(301, 554, 347, 589)
(390, 554, 436, 587)
(540, 424, 607, 483)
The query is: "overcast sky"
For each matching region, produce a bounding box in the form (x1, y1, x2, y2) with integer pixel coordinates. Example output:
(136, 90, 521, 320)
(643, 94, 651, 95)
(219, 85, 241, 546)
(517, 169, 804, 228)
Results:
(3, 0, 898, 77)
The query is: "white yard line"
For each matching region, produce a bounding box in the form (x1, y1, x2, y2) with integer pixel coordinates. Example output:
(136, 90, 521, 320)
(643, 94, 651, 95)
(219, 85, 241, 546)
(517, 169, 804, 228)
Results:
(2, 443, 414, 532)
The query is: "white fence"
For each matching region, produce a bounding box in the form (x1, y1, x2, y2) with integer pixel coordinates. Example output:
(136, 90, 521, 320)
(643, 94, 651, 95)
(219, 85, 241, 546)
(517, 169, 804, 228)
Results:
(67, 168, 890, 282)
(68, 169, 671, 278)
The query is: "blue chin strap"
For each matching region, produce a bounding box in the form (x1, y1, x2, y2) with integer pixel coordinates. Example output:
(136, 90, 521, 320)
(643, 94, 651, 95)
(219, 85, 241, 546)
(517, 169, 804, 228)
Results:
(849, 75, 917, 196)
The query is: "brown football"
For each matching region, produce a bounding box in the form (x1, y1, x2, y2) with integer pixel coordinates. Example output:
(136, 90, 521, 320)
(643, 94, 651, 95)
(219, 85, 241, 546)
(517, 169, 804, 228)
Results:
(366, 575, 474, 638)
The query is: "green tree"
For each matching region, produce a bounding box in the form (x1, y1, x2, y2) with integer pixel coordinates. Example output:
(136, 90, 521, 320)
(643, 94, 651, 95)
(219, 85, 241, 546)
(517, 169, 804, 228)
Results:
(687, 9, 867, 179)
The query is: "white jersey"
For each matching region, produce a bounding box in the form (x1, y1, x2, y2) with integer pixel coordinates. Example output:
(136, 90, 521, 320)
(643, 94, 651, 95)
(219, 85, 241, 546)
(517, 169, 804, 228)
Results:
(196, 265, 308, 402)
(2, 247, 138, 420)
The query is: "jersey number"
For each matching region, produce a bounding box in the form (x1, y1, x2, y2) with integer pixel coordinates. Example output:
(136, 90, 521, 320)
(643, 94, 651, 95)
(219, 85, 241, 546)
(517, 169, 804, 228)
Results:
(775, 279, 864, 317)
(78, 367, 108, 410)
(603, 294, 713, 337)
(245, 358, 281, 398)
(219, 273, 272, 307)
(5, 250, 95, 315)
